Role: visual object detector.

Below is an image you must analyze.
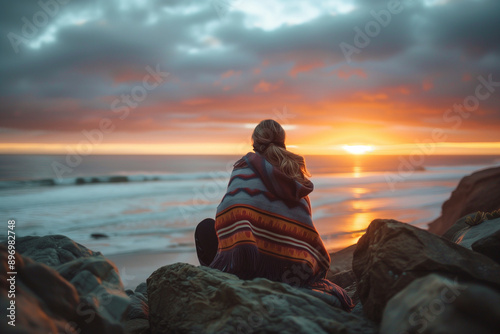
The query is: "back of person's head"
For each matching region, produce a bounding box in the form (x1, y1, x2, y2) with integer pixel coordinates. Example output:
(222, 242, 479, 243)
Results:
(252, 119, 311, 184)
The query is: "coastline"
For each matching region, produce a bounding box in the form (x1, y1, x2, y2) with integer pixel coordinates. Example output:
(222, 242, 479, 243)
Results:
(107, 250, 199, 290)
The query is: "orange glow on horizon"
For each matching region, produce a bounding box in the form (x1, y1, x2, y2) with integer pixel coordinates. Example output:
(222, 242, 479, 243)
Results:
(0, 142, 499, 155)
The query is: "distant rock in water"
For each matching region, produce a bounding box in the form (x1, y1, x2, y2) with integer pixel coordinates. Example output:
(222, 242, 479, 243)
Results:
(427, 166, 500, 235)
(76, 176, 129, 185)
(91, 233, 110, 239)
(414, 165, 425, 171)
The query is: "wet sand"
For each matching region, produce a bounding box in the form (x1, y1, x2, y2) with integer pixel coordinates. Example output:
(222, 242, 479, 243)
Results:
(108, 250, 199, 290)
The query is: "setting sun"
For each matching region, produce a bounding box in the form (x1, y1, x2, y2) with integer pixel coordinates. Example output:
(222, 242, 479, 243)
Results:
(342, 145, 374, 155)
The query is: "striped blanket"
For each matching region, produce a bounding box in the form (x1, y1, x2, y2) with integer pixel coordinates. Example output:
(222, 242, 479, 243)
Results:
(210, 152, 354, 311)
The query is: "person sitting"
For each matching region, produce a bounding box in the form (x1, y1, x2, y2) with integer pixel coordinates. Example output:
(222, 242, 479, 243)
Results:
(195, 119, 354, 311)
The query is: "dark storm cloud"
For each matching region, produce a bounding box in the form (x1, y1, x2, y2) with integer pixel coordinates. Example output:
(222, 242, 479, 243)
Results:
(0, 0, 499, 137)
(421, 0, 500, 56)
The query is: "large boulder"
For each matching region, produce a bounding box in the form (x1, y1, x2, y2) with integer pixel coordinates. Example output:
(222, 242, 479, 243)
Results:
(0, 245, 124, 334)
(472, 230, 500, 264)
(381, 274, 500, 334)
(16, 234, 100, 266)
(427, 166, 500, 235)
(55, 256, 132, 324)
(1, 235, 149, 334)
(352, 219, 500, 322)
(147, 263, 377, 334)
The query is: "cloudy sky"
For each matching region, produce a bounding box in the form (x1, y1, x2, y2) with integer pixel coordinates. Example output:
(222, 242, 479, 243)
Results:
(1, 0, 499, 155)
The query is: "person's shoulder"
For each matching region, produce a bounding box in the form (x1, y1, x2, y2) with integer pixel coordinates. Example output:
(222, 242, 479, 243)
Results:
(233, 152, 255, 169)
(233, 157, 248, 169)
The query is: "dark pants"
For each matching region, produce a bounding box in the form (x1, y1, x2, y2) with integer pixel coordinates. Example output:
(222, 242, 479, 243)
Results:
(195, 218, 218, 266)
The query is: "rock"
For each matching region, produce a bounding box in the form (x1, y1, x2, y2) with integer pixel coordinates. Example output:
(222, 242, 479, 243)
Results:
(352, 219, 500, 322)
(147, 263, 377, 334)
(17, 234, 134, 325)
(441, 212, 477, 241)
(16, 235, 101, 267)
(134, 282, 148, 297)
(472, 229, 500, 264)
(125, 281, 149, 320)
(91, 233, 109, 239)
(329, 270, 357, 290)
(1, 235, 151, 333)
(441, 213, 500, 264)
(0, 244, 124, 334)
(123, 319, 150, 334)
(428, 166, 500, 235)
(444, 216, 500, 248)
(55, 256, 132, 323)
(329, 270, 359, 306)
(125, 293, 149, 321)
(381, 274, 500, 334)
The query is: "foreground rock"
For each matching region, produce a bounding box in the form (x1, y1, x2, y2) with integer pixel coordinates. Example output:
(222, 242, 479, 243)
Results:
(441, 212, 500, 264)
(147, 263, 377, 334)
(352, 219, 500, 322)
(0, 244, 124, 333)
(15, 234, 99, 266)
(0, 235, 149, 334)
(381, 274, 500, 334)
(471, 229, 500, 264)
(427, 166, 500, 235)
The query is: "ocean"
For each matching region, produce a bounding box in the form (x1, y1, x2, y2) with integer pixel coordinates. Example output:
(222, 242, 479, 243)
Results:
(1, 154, 499, 262)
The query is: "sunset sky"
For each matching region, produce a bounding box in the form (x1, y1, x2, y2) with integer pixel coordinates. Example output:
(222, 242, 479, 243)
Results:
(1, 0, 499, 155)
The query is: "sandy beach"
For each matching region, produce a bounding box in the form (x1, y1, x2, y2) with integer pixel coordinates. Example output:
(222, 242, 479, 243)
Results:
(108, 250, 200, 290)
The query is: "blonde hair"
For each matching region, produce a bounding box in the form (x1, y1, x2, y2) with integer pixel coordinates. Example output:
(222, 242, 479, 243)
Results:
(252, 119, 311, 184)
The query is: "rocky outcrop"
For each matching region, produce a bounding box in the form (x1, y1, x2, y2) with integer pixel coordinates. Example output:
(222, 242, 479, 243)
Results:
(15, 234, 100, 266)
(442, 212, 500, 264)
(472, 229, 500, 264)
(0, 244, 124, 333)
(0, 235, 149, 334)
(381, 274, 500, 334)
(352, 219, 500, 322)
(147, 262, 377, 334)
(427, 166, 500, 235)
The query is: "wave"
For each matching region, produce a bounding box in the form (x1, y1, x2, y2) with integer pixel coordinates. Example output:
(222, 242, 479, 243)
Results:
(2, 161, 498, 190)
(0, 172, 228, 190)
